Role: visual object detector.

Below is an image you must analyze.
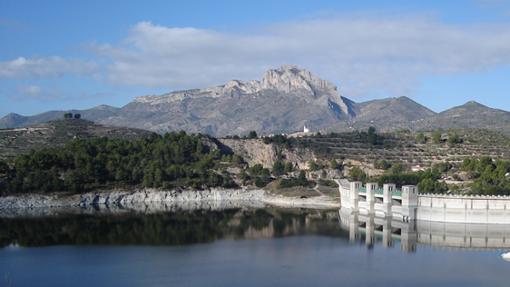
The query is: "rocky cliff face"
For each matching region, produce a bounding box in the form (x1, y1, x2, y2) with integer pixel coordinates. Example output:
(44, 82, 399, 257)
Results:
(106, 65, 353, 136)
(219, 138, 315, 169)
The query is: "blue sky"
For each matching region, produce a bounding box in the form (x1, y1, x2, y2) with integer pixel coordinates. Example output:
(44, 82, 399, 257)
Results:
(1, 0, 510, 117)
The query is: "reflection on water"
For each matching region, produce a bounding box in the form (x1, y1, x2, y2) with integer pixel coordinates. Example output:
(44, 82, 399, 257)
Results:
(338, 208, 510, 252)
(3, 207, 510, 252)
(2, 207, 510, 287)
(0, 208, 346, 248)
(338, 210, 417, 252)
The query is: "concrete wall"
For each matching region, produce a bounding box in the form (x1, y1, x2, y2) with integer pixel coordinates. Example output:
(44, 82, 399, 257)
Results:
(417, 194, 510, 224)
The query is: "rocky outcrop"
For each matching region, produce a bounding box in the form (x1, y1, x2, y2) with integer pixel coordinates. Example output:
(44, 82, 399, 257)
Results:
(220, 139, 277, 168)
(219, 138, 315, 169)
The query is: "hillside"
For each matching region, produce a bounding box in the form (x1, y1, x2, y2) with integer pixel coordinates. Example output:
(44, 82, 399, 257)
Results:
(415, 101, 510, 134)
(341, 96, 436, 132)
(283, 129, 510, 170)
(0, 119, 153, 160)
(0, 105, 121, 130)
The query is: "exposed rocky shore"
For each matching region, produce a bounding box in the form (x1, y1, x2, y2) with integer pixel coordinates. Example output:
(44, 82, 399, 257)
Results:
(0, 188, 340, 217)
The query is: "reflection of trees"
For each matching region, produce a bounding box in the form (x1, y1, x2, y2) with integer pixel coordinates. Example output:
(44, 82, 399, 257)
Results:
(0, 209, 345, 247)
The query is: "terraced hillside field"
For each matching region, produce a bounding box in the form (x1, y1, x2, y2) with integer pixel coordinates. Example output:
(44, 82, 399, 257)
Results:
(0, 119, 154, 160)
(295, 129, 510, 167)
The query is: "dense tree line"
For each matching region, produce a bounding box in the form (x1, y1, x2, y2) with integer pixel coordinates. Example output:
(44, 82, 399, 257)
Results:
(462, 157, 510, 195)
(262, 134, 296, 148)
(346, 156, 510, 195)
(0, 132, 239, 195)
(276, 170, 310, 188)
(348, 163, 448, 193)
(245, 164, 272, 187)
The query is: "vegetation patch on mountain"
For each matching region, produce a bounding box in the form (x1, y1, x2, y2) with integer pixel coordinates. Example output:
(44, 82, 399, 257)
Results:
(0, 132, 240, 194)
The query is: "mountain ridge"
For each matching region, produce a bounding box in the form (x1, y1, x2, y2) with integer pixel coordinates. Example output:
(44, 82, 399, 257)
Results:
(1, 65, 509, 135)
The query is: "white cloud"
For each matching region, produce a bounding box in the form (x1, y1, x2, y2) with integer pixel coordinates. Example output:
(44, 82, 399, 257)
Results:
(19, 85, 42, 96)
(0, 56, 97, 78)
(11, 84, 111, 102)
(13, 84, 62, 100)
(92, 18, 510, 98)
(5, 16, 510, 100)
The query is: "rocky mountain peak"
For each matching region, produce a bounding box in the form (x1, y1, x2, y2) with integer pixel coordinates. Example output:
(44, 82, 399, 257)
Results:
(2, 113, 22, 120)
(132, 65, 342, 106)
(222, 79, 260, 94)
(0, 113, 25, 128)
(441, 101, 491, 115)
(463, 100, 486, 108)
(261, 65, 337, 95)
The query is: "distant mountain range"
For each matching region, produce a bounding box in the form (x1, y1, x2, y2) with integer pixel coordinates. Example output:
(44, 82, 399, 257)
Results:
(2, 65, 510, 136)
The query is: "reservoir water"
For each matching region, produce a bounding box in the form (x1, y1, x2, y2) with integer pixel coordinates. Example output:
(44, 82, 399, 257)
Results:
(0, 207, 509, 287)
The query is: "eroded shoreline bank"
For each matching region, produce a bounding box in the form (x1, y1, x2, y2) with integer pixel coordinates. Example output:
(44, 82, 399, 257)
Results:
(0, 188, 340, 217)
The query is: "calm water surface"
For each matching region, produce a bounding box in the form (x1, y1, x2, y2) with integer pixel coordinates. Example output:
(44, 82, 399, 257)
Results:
(0, 208, 509, 287)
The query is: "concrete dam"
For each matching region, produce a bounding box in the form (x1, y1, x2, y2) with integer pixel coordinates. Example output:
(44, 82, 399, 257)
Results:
(336, 179, 510, 224)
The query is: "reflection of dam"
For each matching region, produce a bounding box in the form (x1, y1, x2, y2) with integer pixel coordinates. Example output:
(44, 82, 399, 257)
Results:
(339, 209, 417, 252)
(339, 209, 510, 251)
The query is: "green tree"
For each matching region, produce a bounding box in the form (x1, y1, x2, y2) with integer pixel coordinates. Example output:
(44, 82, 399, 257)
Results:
(248, 131, 258, 139)
(308, 160, 319, 171)
(374, 159, 391, 170)
(0, 160, 9, 175)
(432, 162, 451, 174)
(387, 163, 405, 175)
(272, 160, 285, 176)
(432, 130, 442, 144)
(239, 170, 250, 185)
(349, 166, 367, 182)
(415, 132, 427, 144)
(367, 126, 377, 145)
(417, 177, 448, 194)
(448, 133, 462, 146)
(298, 170, 308, 185)
(248, 164, 265, 176)
(330, 159, 342, 170)
(284, 162, 294, 173)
